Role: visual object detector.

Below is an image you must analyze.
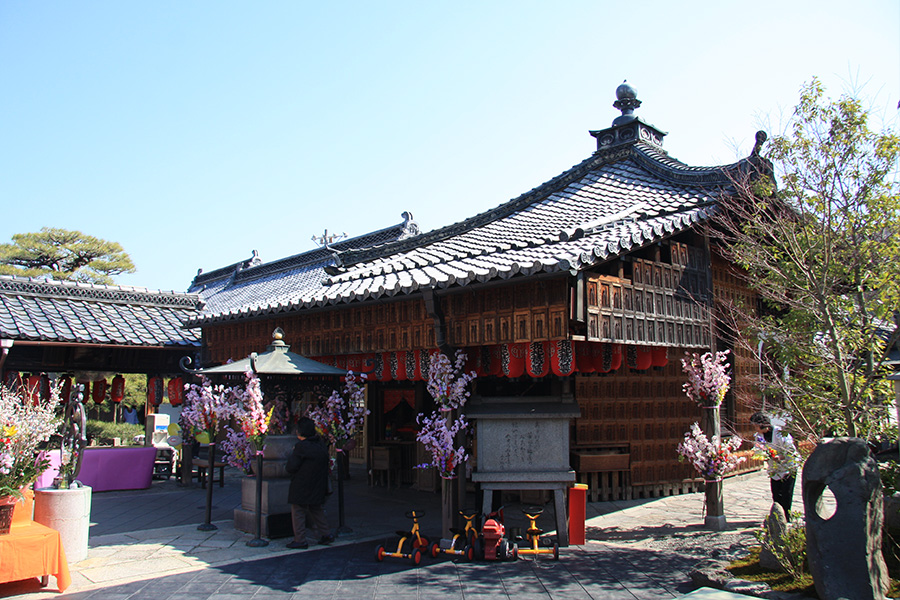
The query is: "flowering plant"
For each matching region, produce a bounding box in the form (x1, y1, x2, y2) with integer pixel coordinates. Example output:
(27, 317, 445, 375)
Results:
(415, 412, 468, 479)
(182, 376, 240, 441)
(752, 433, 802, 481)
(682, 350, 731, 407)
(676, 422, 745, 480)
(427, 350, 477, 411)
(0, 383, 62, 499)
(307, 372, 369, 450)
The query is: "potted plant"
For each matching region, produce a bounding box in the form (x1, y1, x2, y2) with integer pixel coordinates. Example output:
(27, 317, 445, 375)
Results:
(0, 382, 61, 533)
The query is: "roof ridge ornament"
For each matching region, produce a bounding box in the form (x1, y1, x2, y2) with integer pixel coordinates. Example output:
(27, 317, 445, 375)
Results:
(612, 80, 641, 126)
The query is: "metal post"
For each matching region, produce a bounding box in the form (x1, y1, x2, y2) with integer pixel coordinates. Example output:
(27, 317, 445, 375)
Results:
(198, 442, 218, 531)
(247, 451, 268, 546)
(336, 449, 351, 534)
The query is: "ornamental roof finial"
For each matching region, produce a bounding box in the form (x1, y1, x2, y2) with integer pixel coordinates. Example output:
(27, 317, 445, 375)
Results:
(612, 80, 641, 126)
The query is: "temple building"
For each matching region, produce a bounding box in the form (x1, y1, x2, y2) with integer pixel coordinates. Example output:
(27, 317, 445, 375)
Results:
(184, 83, 768, 501)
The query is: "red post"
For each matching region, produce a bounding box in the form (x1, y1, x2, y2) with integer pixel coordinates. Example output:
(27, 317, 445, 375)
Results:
(568, 483, 588, 545)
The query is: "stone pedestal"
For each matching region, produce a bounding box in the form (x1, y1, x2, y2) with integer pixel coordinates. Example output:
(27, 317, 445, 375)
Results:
(33, 485, 92, 562)
(234, 476, 293, 538)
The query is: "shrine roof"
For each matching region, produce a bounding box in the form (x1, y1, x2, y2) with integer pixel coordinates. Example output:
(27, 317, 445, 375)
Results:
(186, 85, 771, 327)
(0, 275, 202, 347)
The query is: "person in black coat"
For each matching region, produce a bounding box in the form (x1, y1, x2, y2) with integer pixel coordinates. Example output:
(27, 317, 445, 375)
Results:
(284, 417, 334, 549)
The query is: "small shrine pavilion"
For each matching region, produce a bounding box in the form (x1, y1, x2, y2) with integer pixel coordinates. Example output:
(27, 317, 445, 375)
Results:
(185, 83, 767, 501)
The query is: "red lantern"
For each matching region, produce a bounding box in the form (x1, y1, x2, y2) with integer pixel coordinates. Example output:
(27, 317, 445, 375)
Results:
(25, 375, 41, 404)
(391, 351, 407, 381)
(92, 379, 107, 404)
(111, 375, 126, 403)
(167, 377, 184, 406)
(597, 344, 622, 372)
(650, 346, 669, 368)
(526, 341, 550, 378)
(550, 340, 575, 377)
(147, 376, 164, 406)
(626, 346, 652, 371)
(574, 342, 595, 373)
(60, 376, 72, 404)
(346, 354, 363, 375)
(501, 343, 527, 378)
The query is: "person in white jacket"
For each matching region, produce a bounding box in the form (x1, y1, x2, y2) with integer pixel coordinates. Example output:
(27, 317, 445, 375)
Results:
(751, 411, 802, 519)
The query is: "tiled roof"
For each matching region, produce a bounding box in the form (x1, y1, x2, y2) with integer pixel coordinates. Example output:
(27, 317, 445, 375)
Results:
(188, 138, 764, 327)
(0, 276, 202, 346)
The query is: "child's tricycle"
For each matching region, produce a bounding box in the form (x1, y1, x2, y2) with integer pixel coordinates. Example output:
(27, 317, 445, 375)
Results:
(375, 510, 430, 565)
(430, 508, 480, 561)
(515, 506, 558, 560)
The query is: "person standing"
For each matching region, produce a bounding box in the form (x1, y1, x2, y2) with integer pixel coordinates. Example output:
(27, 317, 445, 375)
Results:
(750, 411, 802, 519)
(285, 417, 335, 549)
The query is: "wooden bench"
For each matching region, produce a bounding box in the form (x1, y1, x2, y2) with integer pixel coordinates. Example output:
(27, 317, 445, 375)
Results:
(192, 457, 226, 488)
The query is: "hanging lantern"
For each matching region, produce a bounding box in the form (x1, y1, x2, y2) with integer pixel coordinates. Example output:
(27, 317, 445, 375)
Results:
(404, 350, 416, 381)
(60, 376, 72, 404)
(346, 354, 363, 375)
(147, 376, 164, 406)
(500, 342, 527, 378)
(626, 346, 652, 371)
(574, 342, 595, 373)
(599, 344, 622, 372)
(39, 374, 51, 402)
(526, 341, 550, 378)
(111, 375, 126, 403)
(550, 340, 575, 377)
(391, 351, 407, 381)
(591, 343, 609, 373)
(25, 375, 41, 404)
(3, 371, 20, 391)
(650, 346, 669, 368)
(92, 379, 107, 404)
(167, 377, 184, 406)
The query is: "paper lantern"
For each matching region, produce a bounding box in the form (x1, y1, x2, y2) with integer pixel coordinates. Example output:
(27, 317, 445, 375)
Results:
(599, 344, 622, 372)
(346, 354, 363, 375)
(147, 376, 164, 406)
(650, 346, 669, 368)
(391, 351, 407, 381)
(626, 345, 652, 371)
(574, 342, 596, 373)
(500, 342, 527, 378)
(404, 350, 416, 381)
(550, 340, 575, 377)
(379, 352, 393, 382)
(167, 377, 184, 406)
(60, 376, 72, 404)
(92, 379, 107, 404)
(526, 341, 550, 378)
(111, 375, 126, 404)
(24, 375, 41, 404)
(3, 371, 20, 391)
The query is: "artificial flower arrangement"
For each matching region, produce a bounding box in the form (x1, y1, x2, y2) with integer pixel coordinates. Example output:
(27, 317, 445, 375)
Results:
(219, 371, 272, 473)
(307, 371, 369, 451)
(676, 422, 745, 481)
(426, 350, 477, 410)
(181, 376, 241, 446)
(682, 350, 731, 407)
(415, 351, 477, 479)
(0, 383, 62, 499)
(752, 432, 802, 481)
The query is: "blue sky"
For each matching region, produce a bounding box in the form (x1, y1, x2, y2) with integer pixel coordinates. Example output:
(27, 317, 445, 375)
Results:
(1, 1, 898, 293)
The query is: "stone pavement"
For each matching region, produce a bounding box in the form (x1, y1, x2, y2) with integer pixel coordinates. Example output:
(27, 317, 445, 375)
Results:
(0, 465, 802, 599)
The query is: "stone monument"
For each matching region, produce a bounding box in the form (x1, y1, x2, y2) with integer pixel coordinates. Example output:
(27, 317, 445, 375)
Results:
(802, 437, 888, 600)
(468, 395, 579, 546)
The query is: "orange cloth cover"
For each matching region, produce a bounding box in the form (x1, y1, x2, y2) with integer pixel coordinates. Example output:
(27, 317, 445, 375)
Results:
(0, 521, 71, 592)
